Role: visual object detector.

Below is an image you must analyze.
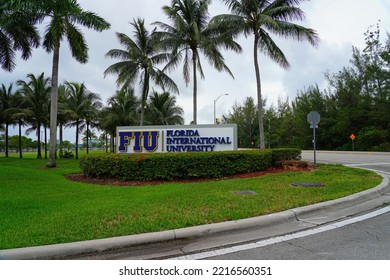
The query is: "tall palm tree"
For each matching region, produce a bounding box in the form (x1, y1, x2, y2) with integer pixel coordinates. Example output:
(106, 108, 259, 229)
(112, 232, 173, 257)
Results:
(100, 87, 139, 152)
(218, 0, 319, 148)
(104, 18, 178, 126)
(0, 0, 40, 71)
(0, 83, 15, 157)
(17, 73, 51, 159)
(154, 0, 241, 124)
(64, 81, 101, 159)
(145, 91, 184, 125)
(30, 0, 110, 167)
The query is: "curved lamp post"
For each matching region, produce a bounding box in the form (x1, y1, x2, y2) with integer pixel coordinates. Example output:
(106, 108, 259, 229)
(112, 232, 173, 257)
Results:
(213, 93, 229, 124)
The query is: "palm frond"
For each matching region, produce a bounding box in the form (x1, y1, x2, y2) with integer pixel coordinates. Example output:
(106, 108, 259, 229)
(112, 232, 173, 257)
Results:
(65, 21, 88, 63)
(259, 29, 290, 69)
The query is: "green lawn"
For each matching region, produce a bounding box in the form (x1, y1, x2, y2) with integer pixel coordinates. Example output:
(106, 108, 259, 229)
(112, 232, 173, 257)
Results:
(0, 151, 382, 249)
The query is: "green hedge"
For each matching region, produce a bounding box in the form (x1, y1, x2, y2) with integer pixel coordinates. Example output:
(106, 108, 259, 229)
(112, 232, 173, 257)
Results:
(80, 148, 301, 181)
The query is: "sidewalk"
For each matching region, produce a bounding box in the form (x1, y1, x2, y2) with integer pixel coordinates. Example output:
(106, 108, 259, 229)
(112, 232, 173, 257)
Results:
(1, 170, 390, 260)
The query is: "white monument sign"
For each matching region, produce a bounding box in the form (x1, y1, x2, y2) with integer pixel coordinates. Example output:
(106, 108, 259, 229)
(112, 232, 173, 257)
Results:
(117, 124, 237, 154)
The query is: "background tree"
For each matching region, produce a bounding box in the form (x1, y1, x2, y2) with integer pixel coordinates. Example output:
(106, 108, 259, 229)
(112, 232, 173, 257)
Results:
(145, 91, 184, 125)
(154, 0, 241, 124)
(105, 18, 178, 126)
(61, 140, 74, 151)
(223, 97, 258, 148)
(83, 96, 102, 155)
(64, 81, 101, 159)
(8, 135, 34, 153)
(17, 72, 51, 159)
(57, 84, 69, 158)
(82, 129, 98, 150)
(6, 90, 30, 158)
(218, 0, 319, 148)
(0, 83, 15, 157)
(99, 87, 138, 152)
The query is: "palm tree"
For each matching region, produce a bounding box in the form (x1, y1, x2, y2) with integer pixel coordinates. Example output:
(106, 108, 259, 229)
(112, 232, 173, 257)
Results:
(6, 90, 30, 158)
(0, 0, 40, 71)
(218, 0, 319, 148)
(17, 73, 51, 159)
(104, 18, 178, 126)
(100, 87, 139, 152)
(154, 0, 241, 124)
(64, 82, 101, 159)
(0, 83, 16, 157)
(30, 0, 110, 167)
(57, 84, 69, 158)
(82, 129, 97, 151)
(145, 91, 184, 125)
(83, 99, 102, 155)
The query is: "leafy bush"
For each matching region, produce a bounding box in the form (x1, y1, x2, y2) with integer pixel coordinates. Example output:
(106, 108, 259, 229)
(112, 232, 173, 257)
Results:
(372, 142, 390, 152)
(80, 148, 302, 181)
(271, 148, 302, 165)
(356, 127, 389, 151)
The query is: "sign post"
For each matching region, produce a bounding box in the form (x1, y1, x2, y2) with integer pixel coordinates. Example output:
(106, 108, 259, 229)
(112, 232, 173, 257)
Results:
(307, 111, 321, 164)
(350, 133, 355, 151)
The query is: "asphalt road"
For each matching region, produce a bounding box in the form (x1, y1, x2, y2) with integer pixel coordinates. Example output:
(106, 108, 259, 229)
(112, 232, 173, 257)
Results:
(206, 209, 390, 260)
(203, 151, 390, 260)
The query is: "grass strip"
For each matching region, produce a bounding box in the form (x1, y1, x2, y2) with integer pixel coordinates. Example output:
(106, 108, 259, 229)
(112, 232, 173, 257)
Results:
(0, 154, 382, 249)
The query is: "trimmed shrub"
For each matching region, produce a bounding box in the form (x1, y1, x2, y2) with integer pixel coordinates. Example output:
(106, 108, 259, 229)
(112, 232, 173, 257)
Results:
(80, 148, 301, 181)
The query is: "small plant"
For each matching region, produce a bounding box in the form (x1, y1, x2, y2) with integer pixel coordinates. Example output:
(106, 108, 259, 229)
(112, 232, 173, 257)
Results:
(280, 160, 309, 171)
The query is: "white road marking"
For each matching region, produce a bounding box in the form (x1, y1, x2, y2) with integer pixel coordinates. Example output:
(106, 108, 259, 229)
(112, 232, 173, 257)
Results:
(170, 206, 390, 260)
(346, 163, 390, 167)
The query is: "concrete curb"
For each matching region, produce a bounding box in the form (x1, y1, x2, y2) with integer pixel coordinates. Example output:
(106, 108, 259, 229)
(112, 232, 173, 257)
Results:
(1, 172, 389, 260)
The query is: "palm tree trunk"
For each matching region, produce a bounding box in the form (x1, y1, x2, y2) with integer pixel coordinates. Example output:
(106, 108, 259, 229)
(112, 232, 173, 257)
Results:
(105, 132, 108, 153)
(18, 118, 23, 158)
(44, 126, 48, 159)
(5, 123, 9, 157)
(48, 42, 60, 167)
(59, 124, 63, 158)
(37, 122, 42, 159)
(86, 123, 89, 154)
(140, 70, 150, 126)
(75, 120, 79, 159)
(192, 50, 198, 125)
(110, 132, 115, 153)
(254, 33, 265, 149)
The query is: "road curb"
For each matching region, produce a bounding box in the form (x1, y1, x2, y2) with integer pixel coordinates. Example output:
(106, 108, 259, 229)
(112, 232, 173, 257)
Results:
(1, 172, 389, 260)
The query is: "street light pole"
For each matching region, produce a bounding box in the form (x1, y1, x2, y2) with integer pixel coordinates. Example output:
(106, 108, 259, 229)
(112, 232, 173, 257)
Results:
(213, 93, 229, 124)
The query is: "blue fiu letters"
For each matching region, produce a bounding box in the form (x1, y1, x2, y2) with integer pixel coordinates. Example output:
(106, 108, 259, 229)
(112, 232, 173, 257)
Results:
(118, 131, 159, 152)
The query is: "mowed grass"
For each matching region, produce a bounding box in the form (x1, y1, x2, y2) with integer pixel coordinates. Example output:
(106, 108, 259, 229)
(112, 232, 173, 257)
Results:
(0, 151, 382, 249)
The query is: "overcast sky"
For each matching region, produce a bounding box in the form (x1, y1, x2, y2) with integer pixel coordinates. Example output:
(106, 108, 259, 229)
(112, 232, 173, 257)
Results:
(3, 0, 390, 141)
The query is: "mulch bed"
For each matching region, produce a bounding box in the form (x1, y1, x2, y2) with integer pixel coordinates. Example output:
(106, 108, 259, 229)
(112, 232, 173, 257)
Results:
(65, 163, 316, 187)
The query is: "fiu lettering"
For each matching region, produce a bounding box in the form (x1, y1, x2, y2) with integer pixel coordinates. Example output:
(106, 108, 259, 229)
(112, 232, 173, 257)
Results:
(118, 131, 159, 152)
